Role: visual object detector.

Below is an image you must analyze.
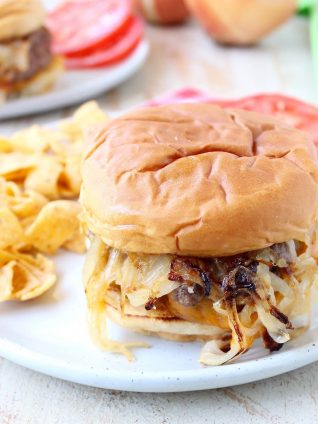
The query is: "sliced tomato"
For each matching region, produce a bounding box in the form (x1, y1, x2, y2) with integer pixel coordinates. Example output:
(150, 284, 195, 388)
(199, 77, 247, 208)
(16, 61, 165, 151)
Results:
(47, 0, 131, 55)
(212, 94, 318, 143)
(65, 16, 143, 69)
(147, 89, 318, 145)
(66, 15, 139, 58)
(212, 94, 318, 146)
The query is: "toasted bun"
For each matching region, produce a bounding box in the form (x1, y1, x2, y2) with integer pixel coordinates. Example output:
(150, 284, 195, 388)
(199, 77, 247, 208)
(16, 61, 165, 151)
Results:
(0, 0, 45, 41)
(105, 289, 226, 342)
(81, 103, 318, 257)
(1, 56, 63, 98)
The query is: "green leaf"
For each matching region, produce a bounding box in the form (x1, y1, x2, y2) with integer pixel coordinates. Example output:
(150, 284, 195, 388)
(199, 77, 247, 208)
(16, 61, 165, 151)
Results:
(298, 0, 318, 14)
(309, 4, 318, 95)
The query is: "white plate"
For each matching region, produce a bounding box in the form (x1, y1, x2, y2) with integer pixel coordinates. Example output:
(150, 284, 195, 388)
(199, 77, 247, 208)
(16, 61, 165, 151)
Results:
(0, 251, 318, 392)
(0, 41, 149, 120)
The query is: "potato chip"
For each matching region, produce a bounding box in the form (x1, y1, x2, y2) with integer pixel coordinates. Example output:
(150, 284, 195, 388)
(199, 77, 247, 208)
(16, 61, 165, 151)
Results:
(10, 126, 59, 153)
(57, 122, 82, 145)
(0, 262, 15, 300)
(0, 177, 46, 211)
(10, 190, 48, 220)
(73, 101, 108, 126)
(59, 101, 108, 146)
(0, 249, 56, 301)
(0, 178, 15, 208)
(25, 200, 85, 254)
(0, 178, 48, 234)
(63, 228, 86, 254)
(49, 138, 83, 159)
(24, 155, 63, 199)
(59, 155, 82, 197)
(0, 208, 24, 249)
(0, 137, 13, 153)
(24, 155, 81, 199)
(0, 152, 36, 181)
(19, 215, 38, 231)
(1, 180, 21, 198)
(0, 101, 105, 302)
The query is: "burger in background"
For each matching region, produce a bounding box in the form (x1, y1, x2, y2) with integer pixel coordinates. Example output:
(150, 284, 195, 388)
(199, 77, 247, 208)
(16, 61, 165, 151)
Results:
(0, 0, 62, 100)
(47, 0, 145, 70)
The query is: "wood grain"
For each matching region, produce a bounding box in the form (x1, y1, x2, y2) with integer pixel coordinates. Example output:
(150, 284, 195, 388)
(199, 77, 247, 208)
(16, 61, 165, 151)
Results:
(1, 358, 318, 424)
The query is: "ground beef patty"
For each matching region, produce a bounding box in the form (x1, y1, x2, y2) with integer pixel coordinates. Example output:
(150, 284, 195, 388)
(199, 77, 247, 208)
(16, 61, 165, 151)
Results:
(0, 27, 52, 84)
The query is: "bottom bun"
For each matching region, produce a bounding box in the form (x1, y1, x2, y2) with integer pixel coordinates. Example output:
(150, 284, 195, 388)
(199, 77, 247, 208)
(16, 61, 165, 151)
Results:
(105, 289, 227, 342)
(1, 56, 63, 99)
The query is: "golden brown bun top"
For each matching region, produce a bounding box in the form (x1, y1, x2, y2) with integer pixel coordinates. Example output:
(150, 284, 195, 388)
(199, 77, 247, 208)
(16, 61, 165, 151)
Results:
(81, 103, 318, 257)
(0, 0, 45, 41)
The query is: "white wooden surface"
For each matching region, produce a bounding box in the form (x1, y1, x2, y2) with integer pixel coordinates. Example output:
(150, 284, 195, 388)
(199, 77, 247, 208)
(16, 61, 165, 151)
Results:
(1, 17, 318, 424)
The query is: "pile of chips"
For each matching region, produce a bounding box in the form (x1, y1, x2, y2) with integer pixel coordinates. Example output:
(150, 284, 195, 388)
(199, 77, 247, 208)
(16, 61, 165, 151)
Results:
(0, 101, 108, 302)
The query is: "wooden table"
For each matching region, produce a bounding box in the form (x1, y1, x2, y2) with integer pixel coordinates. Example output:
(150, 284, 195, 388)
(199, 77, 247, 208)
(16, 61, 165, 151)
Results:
(1, 17, 318, 424)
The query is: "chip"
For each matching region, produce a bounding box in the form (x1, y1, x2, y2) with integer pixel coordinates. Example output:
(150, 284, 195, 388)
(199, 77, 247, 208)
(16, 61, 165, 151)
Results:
(0, 178, 21, 199)
(0, 137, 13, 153)
(60, 156, 82, 197)
(0, 208, 24, 249)
(25, 200, 85, 254)
(59, 101, 108, 143)
(0, 152, 36, 182)
(24, 155, 63, 199)
(0, 101, 107, 302)
(0, 250, 56, 301)
(0, 178, 48, 219)
(10, 190, 48, 220)
(10, 126, 59, 153)
(0, 178, 17, 208)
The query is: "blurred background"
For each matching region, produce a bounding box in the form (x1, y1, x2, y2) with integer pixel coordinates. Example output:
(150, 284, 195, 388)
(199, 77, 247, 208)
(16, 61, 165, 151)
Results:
(42, 0, 315, 113)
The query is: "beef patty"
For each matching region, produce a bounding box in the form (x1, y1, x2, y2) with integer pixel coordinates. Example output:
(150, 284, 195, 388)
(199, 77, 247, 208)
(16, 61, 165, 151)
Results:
(0, 27, 52, 84)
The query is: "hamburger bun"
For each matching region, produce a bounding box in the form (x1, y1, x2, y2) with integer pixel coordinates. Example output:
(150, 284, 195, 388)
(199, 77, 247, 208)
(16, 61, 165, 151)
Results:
(105, 288, 227, 342)
(1, 56, 63, 98)
(0, 0, 45, 41)
(81, 103, 318, 257)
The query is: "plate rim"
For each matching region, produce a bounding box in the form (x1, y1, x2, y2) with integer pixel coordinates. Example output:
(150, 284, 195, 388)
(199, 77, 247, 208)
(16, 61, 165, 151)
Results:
(0, 40, 149, 120)
(1, 96, 318, 392)
(1, 328, 317, 392)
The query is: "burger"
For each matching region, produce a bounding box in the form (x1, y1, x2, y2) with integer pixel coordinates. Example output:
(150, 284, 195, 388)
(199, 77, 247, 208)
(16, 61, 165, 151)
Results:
(0, 0, 62, 100)
(81, 103, 318, 365)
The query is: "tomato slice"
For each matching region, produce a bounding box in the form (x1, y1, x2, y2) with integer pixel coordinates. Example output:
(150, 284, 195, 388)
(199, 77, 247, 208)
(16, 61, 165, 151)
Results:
(65, 16, 143, 69)
(147, 89, 318, 145)
(213, 94, 318, 145)
(47, 0, 131, 55)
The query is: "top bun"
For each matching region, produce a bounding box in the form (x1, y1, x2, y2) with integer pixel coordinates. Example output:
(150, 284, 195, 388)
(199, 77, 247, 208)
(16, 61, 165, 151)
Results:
(0, 0, 45, 41)
(81, 104, 318, 257)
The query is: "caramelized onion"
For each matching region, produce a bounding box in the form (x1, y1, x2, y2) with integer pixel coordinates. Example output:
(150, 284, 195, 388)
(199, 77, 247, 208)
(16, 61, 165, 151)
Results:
(84, 238, 318, 365)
